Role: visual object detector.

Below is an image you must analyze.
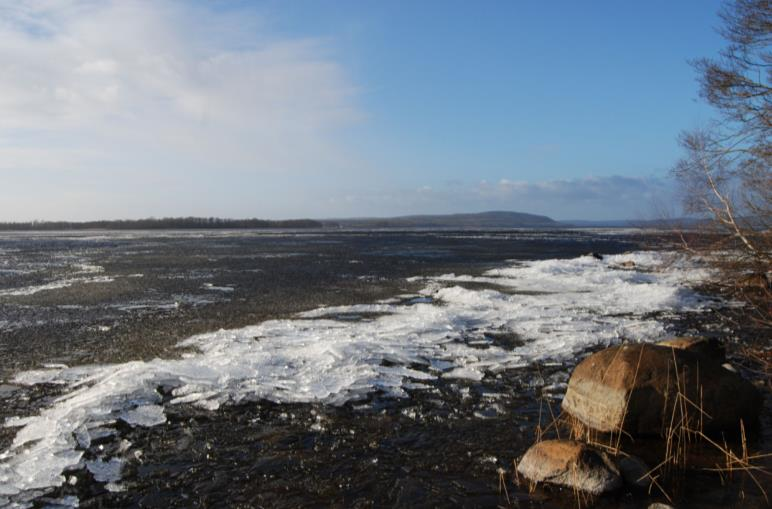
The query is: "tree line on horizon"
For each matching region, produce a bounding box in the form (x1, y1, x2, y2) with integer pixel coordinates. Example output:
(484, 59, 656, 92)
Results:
(0, 217, 324, 231)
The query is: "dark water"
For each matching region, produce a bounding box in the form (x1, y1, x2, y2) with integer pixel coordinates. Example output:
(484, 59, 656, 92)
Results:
(0, 229, 642, 380)
(0, 229, 766, 508)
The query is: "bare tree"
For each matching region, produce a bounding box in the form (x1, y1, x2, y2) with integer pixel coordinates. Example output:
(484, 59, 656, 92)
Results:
(673, 0, 771, 325)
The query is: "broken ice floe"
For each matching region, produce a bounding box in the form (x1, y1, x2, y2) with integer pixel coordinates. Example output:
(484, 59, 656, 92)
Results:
(202, 283, 235, 292)
(0, 276, 115, 297)
(0, 251, 714, 502)
(85, 458, 123, 484)
(119, 405, 166, 427)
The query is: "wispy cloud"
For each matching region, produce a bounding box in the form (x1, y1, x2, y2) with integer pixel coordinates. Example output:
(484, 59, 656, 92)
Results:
(0, 1, 361, 220)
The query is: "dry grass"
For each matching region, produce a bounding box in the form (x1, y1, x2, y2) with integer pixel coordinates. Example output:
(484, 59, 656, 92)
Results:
(736, 344, 772, 383)
(497, 467, 511, 505)
(568, 460, 596, 509)
(642, 349, 768, 504)
(690, 422, 771, 505)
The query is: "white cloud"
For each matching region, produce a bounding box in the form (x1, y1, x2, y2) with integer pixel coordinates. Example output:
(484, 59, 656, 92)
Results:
(0, 1, 362, 220)
(320, 175, 676, 221)
(482, 175, 668, 202)
(0, 3, 677, 223)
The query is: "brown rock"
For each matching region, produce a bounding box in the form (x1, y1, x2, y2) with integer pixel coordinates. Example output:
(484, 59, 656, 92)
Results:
(562, 343, 760, 436)
(516, 439, 622, 495)
(656, 336, 725, 362)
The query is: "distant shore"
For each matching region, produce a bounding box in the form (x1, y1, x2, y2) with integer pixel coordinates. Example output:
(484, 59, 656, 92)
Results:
(0, 217, 324, 231)
(0, 211, 698, 232)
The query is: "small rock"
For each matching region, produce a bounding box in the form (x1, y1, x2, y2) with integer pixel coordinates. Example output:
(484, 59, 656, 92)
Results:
(587, 252, 604, 260)
(657, 336, 725, 362)
(617, 260, 636, 269)
(516, 439, 622, 495)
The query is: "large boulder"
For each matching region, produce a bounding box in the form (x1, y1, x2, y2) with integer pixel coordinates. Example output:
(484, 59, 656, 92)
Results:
(517, 440, 622, 495)
(562, 343, 760, 436)
(656, 336, 725, 362)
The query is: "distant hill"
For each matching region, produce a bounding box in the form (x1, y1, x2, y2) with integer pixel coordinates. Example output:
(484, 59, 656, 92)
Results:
(0, 217, 324, 231)
(324, 211, 558, 229)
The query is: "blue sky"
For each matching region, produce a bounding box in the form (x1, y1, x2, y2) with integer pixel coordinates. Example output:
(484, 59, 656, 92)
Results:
(0, 0, 725, 221)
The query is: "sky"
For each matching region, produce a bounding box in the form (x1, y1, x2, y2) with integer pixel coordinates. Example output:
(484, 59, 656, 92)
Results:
(0, 0, 726, 221)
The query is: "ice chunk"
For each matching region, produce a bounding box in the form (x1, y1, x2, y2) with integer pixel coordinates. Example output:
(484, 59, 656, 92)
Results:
(40, 495, 80, 508)
(443, 367, 485, 381)
(202, 283, 234, 292)
(119, 405, 166, 427)
(85, 458, 123, 483)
